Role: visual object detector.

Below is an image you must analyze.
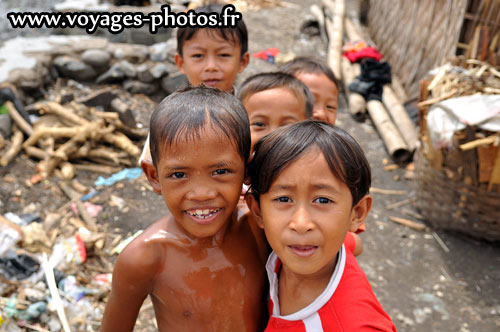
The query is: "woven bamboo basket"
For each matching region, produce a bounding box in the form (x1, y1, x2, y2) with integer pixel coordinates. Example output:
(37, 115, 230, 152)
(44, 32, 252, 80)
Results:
(415, 60, 500, 242)
(415, 148, 500, 242)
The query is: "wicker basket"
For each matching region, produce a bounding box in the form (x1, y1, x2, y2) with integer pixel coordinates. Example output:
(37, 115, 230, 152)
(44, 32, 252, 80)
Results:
(415, 148, 500, 242)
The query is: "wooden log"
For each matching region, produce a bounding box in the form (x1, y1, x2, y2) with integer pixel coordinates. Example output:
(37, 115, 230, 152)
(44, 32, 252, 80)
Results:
(341, 56, 366, 121)
(0, 127, 23, 166)
(73, 163, 122, 174)
(382, 85, 418, 152)
(5, 101, 32, 136)
(22, 126, 83, 148)
(366, 100, 410, 163)
(24, 146, 49, 160)
(323, 0, 345, 81)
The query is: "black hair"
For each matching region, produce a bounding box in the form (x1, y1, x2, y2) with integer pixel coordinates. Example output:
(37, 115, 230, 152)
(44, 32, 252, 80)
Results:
(149, 85, 250, 167)
(280, 57, 339, 90)
(177, 4, 248, 57)
(249, 120, 371, 206)
(237, 72, 314, 118)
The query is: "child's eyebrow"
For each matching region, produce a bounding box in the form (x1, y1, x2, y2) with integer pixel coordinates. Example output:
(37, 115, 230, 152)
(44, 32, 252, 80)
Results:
(208, 161, 235, 169)
(310, 183, 340, 193)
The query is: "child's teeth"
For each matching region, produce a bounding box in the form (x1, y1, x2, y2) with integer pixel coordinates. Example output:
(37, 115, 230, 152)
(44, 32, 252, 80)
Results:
(196, 209, 203, 215)
(202, 209, 209, 215)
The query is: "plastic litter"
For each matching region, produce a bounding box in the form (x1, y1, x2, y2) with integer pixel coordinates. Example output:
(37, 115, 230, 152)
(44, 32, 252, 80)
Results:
(49, 234, 86, 270)
(111, 230, 143, 255)
(0, 251, 40, 281)
(252, 47, 280, 64)
(70, 201, 103, 218)
(94, 167, 142, 187)
(17, 301, 47, 321)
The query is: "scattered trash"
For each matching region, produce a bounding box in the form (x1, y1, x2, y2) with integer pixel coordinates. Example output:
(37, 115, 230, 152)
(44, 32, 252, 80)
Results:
(94, 167, 142, 187)
(110, 230, 143, 255)
(49, 234, 87, 270)
(0, 251, 40, 281)
(70, 202, 103, 218)
(252, 47, 280, 64)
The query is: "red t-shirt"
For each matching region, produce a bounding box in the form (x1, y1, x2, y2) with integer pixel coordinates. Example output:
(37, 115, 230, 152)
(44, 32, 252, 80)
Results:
(264, 232, 397, 332)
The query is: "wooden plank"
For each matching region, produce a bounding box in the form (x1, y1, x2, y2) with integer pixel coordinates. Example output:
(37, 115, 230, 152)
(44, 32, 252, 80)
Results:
(478, 144, 498, 183)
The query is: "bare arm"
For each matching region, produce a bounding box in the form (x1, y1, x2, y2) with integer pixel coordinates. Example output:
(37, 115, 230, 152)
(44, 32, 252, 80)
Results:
(100, 237, 163, 332)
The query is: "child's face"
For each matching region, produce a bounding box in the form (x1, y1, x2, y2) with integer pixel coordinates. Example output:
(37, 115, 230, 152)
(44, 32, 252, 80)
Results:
(244, 87, 306, 152)
(252, 149, 361, 277)
(295, 72, 338, 125)
(154, 125, 245, 238)
(175, 29, 249, 92)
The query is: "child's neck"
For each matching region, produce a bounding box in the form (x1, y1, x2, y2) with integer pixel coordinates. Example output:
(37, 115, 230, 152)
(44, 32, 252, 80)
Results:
(278, 257, 337, 316)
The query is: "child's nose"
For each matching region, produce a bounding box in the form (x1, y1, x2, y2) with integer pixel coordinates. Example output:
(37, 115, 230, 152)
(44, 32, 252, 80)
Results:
(186, 185, 217, 201)
(204, 55, 219, 71)
(313, 107, 326, 121)
(289, 206, 314, 234)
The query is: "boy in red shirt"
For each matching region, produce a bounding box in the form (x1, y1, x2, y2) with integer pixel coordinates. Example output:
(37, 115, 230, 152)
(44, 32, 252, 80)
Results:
(246, 121, 396, 331)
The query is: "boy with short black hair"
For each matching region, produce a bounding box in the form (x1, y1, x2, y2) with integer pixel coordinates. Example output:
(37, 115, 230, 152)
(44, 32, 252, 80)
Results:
(280, 57, 339, 125)
(246, 120, 396, 331)
(237, 72, 313, 152)
(101, 86, 266, 332)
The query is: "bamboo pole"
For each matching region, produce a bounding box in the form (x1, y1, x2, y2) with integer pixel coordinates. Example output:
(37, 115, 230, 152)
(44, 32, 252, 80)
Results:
(366, 100, 410, 163)
(382, 85, 418, 152)
(323, 0, 345, 81)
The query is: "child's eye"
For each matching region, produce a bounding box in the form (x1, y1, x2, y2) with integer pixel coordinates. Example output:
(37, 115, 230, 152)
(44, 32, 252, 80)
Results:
(169, 172, 187, 179)
(251, 122, 266, 128)
(219, 53, 232, 58)
(326, 105, 337, 111)
(274, 196, 291, 203)
(213, 169, 231, 175)
(191, 53, 203, 59)
(314, 197, 332, 204)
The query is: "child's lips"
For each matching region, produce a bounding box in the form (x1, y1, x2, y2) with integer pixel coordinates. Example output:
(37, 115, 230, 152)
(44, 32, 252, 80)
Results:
(288, 245, 318, 258)
(203, 79, 221, 86)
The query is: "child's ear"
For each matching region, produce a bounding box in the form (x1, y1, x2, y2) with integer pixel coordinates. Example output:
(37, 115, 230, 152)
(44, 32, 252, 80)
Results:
(141, 160, 162, 195)
(175, 53, 185, 74)
(349, 194, 372, 232)
(245, 194, 264, 229)
(238, 52, 250, 73)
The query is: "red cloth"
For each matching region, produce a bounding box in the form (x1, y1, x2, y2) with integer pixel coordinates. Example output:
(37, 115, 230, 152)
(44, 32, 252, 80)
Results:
(264, 235, 396, 332)
(343, 47, 383, 63)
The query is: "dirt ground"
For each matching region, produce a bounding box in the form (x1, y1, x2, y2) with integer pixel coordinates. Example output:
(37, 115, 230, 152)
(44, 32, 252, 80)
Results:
(1, 0, 500, 331)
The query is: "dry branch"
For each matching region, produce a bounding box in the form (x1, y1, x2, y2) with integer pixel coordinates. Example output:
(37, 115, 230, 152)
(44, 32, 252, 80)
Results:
(0, 127, 24, 167)
(103, 131, 141, 157)
(5, 101, 33, 136)
(389, 216, 427, 231)
(35, 102, 89, 126)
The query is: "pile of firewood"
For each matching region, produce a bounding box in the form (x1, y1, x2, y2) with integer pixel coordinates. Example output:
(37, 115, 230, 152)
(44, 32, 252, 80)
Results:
(1, 87, 148, 179)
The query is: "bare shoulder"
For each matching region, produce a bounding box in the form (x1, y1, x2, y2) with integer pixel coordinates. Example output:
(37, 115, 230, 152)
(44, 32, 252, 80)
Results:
(114, 216, 171, 282)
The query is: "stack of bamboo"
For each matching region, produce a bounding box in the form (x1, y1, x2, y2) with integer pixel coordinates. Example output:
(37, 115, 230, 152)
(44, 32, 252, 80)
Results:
(0, 88, 147, 179)
(317, 0, 417, 163)
(416, 58, 500, 241)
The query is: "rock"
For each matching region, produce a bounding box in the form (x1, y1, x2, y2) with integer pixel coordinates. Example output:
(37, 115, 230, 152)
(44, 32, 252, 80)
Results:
(81, 49, 111, 69)
(78, 88, 117, 107)
(130, 30, 156, 45)
(123, 80, 157, 95)
(137, 63, 154, 83)
(53, 56, 98, 81)
(111, 98, 136, 128)
(96, 61, 135, 84)
(150, 63, 171, 79)
(111, 44, 149, 63)
(161, 73, 189, 95)
(150, 38, 177, 62)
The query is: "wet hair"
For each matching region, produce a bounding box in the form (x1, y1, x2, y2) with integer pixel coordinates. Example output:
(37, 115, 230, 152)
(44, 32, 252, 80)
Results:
(280, 57, 339, 90)
(149, 85, 250, 167)
(177, 4, 248, 57)
(249, 120, 371, 206)
(237, 72, 314, 118)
